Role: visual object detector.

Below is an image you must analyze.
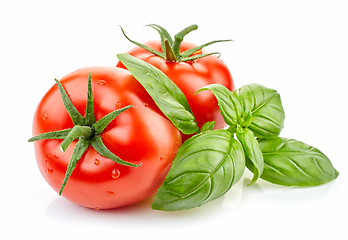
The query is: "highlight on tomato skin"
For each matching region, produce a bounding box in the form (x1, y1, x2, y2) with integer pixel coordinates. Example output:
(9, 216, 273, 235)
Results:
(31, 66, 182, 209)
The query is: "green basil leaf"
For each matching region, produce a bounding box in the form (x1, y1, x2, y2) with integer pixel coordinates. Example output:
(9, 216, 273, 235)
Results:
(236, 128, 264, 185)
(200, 121, 215, 132)
(117, 53, 199, 135)
(152, 129, 245, 211)
(236, 84, 285, 138)
(196, 84, 244, 127)
(258, 137, 339, 186)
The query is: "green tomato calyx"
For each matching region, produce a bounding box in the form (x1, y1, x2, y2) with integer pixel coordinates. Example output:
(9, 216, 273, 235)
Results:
(120, 24, 232, 62)
(28, 73, 141, 195)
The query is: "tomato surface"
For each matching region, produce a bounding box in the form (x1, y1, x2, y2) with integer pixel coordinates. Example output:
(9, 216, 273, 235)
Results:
(117, 40, 235, 136)
(32, 66, 182, 209)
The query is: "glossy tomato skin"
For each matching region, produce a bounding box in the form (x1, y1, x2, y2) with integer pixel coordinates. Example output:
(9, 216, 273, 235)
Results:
(32, 67, 181, 209)
(117, 40, 235, 134)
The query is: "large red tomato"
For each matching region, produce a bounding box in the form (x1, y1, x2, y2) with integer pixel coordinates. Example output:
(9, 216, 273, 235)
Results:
(30, 66, 181, 209)
(117, 25, 234, 136)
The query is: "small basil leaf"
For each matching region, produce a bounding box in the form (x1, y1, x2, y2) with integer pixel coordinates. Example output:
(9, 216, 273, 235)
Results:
(197, 84, 244, 127)
(236, 128, 264, 185)
(236, 84, 285, 138)
(258, 137, 339, 186)
(152, 129, 245, 211)
(117, 53, 199, 135)
(200, 121, 215, 132)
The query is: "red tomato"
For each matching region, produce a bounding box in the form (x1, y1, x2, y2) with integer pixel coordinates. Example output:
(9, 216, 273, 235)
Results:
(117, 40, 234, 137)
(32, 66, 181, 209)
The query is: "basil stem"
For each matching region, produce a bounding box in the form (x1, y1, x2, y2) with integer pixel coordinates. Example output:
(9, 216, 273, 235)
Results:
(236, 128, 264, 185)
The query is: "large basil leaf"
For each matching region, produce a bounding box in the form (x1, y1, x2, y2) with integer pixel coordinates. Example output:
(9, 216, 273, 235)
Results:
(236, 128, 264, 185)
(196, 84, 244, 127)
(117, 53, 199, 135)
(236, 84, 285, 138)
(258, 137, 339, 186)
(152, 129, 245, 211)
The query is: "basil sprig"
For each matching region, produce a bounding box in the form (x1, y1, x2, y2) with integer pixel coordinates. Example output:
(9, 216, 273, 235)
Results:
(197, 83, 284, 184)
(200, 83, 338, 187)
(118, 55, 338, 211)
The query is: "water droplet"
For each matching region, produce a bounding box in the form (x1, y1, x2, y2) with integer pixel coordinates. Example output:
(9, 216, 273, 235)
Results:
(94, 159, 100, 166)
(47, 168, 53, 175)
(115, 102, 121, 108)
(106, 191, 115, 196)
(160, 156, 165, 161)
(111, 169, 120, 179)
(94, 207, 100, 211)
(53, 154, 59, 158)
(143, 102, 149, 107)
(43, 111, 48, 120)
(97, 80, 107, 85)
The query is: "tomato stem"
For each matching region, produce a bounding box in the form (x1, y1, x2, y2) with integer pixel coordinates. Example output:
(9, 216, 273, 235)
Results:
(164, 39, 177, 62)
(59, 125, 94, 152)
(172, 24, 198, 59)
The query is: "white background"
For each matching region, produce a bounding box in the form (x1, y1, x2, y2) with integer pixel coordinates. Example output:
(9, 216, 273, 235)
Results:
(1, 0, 347, 239)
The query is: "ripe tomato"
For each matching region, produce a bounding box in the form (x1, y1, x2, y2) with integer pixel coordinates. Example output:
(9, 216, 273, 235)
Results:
(31, 66, 181, 209)
(117, 40, 234, 136)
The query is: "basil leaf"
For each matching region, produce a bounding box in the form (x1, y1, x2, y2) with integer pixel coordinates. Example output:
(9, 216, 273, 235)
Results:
(236, 128, 264, 185)
(152, 129, 245, 211)
(117, 53, 199, 135)
(197, 84, 244, 127)
(236, 84, 285, 138)
(258, 137, 339, 186)
(200, 121, 215, 132)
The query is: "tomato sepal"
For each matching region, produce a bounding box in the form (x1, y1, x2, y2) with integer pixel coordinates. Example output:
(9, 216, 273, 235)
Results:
(28, 128, 72, 142)
(120, 26, 165, 59)
(59, 137, 89, 195)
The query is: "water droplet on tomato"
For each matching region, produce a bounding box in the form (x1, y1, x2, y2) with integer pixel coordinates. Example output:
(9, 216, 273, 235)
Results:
(47, 168, 53, 175)
(94, 159, 100, 166)
(97, 80, 107, 85)
(111, 169, 120, 179)
(106, 191, 115, 196)
(43, 111, 48, 120)
(143, 102, 149, 107)
(53, 154, 59, 158)
(160, 156, 165, 161)
(115, 102, 121, 108)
